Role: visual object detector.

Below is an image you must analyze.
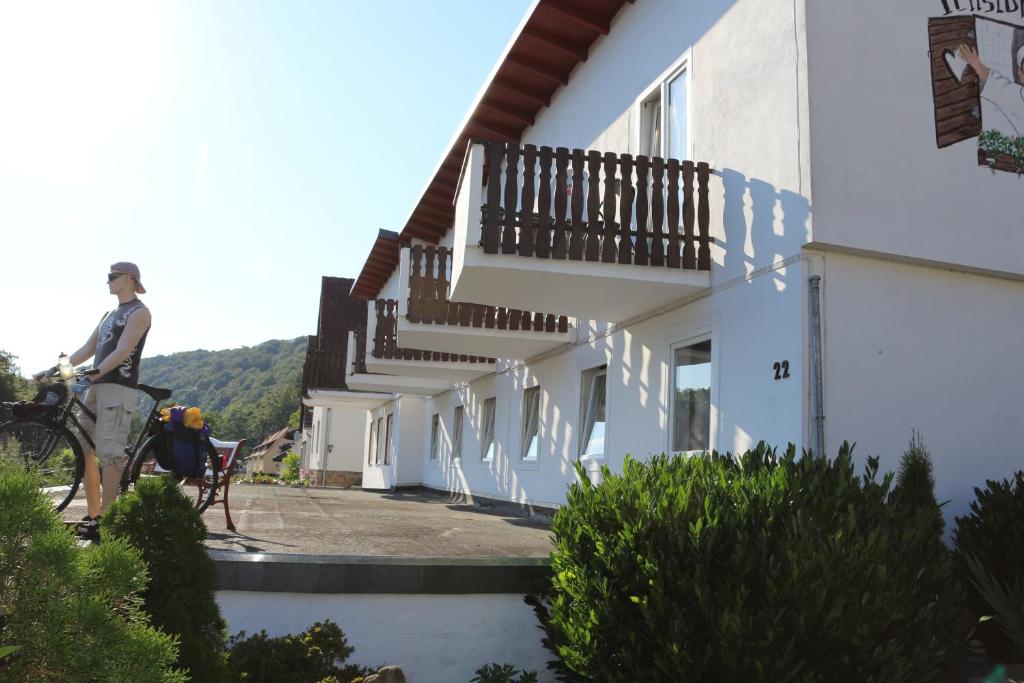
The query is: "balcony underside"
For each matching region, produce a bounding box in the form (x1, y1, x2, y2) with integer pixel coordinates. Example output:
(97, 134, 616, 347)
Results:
(364, 356, 493, 382)
(396, 318, 573, 359)
(345, 371, 453, 396)
(451, 247, 710, 324)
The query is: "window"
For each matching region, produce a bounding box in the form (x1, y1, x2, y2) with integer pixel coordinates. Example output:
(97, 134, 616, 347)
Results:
(367, 418, 377, 465)
(640, 63, 689, 159)
(452, 406, 464, 461)
(383, 414, 393, 465)
(672, 339, 711, 453)
(481, 397, 496, 462)
(579, 366, 607, 460)
(521, 386, 540, 461)
(430, 413, 440, 461)
(373, 417, 383, 465)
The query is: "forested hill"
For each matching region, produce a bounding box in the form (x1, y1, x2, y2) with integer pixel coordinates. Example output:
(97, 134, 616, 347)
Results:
(138, 337, 305, 448)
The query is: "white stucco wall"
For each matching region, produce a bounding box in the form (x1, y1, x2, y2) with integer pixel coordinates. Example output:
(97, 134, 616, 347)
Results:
(820, 251, 1024, 526)
(310, 406, 368, 475)
(805, 0, 1024, 277)
(364, 396, 427, 490)
(421, 258, 808, 508)
(217, 591, 553, 683)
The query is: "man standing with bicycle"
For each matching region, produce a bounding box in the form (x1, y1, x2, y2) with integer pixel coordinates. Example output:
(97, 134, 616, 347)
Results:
(34, 262, 151, 542)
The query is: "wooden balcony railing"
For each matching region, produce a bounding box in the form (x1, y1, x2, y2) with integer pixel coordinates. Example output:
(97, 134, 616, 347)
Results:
(407, 244, 570, 333)
(372, 299, 495, 365)
(479, 140, 711, 270)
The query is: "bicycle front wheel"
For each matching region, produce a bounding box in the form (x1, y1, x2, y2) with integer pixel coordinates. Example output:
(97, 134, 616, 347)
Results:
(0, 419, 85, 512)
(122, 435, 219, 514)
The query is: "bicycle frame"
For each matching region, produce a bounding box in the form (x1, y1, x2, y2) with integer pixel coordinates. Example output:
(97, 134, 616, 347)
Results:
(53, 388, 165, 463)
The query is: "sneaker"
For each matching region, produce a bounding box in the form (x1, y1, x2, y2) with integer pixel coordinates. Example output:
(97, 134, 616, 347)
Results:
(78, 516, 101, 543)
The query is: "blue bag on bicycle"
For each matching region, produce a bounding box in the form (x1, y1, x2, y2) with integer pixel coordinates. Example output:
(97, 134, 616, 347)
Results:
(154, 406, 209, 478)
(164, 422, 207, 479)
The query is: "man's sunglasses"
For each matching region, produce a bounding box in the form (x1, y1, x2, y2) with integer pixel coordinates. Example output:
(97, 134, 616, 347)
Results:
(107, 272, 125, 282)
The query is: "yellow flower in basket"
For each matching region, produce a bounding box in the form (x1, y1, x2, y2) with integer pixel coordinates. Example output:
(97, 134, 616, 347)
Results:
(183, 407, 205, 430)
(160, 407, 171, 422)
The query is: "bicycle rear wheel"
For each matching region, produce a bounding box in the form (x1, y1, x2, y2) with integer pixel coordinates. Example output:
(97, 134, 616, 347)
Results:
(122, 435, 220, 514)
(0, 419, 85, 512)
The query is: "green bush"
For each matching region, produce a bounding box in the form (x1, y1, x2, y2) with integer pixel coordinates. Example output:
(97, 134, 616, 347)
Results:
(227, 619, 370, 682)
(538, 442, 956, 682)
(471, 662, 538, 682)
(281, 452, 302, 483)
(244, 472, 279, 485)
(0, 464, 185, 681)
(103, 475, 230, 681)
(953, 470, 1024, 660)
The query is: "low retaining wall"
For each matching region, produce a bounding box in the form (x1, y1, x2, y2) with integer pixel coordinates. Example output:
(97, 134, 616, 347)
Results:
(212, 551, 554, 682)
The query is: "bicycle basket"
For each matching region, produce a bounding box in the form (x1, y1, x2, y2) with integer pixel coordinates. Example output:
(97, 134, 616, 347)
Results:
(10, 383, 67, 420)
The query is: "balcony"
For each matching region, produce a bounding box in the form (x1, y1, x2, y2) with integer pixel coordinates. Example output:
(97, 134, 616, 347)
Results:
(394, 244, 574, 359)
(450, 140, 713, 323)
(344, 301, 497, 396)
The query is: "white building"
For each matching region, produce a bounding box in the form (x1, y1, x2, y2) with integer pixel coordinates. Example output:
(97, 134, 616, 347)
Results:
(306, 0, 1024, 521)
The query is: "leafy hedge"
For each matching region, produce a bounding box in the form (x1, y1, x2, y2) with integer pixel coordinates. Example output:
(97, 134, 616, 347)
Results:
(537, 442, 956, 681)
(953, 470, 1024, 660)
(227, 619, 370, 682)
(104, 476, 230, 681)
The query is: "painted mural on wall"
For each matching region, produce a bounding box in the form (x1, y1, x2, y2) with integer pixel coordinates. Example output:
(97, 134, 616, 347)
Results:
(929, 4, 1024, 173)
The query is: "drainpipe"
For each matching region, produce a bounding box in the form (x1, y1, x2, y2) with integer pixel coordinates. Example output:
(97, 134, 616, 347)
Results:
(808, 275, 825, 457)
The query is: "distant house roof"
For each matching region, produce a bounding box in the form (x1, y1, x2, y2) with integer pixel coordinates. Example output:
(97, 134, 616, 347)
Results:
(250, 426, 296, 457)
(351, 0, 633, 299)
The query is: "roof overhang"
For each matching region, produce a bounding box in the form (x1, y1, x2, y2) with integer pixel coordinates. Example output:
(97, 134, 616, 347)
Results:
(351, 0, 633, 299)
(304, 388, 394, 410)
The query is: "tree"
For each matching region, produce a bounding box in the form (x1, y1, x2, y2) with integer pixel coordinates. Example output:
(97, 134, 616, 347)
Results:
(0, 350, 31, 407)
(0, 463, 185, 681)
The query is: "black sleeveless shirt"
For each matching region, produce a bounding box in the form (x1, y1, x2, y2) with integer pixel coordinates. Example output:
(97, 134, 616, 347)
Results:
(93, 299, 150, 388)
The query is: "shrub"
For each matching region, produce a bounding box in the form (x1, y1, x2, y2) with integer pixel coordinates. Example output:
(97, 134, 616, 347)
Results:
(953, 470, 1024, 660)
(243, 472, 279, 485)
(227, 619, 370, 682)
(281, 452, 301, 483)
(471, 663, 539, 682)
(103, 475, 229, 681)
(0, 464, 185, 681)
(539, 442, 956, 681)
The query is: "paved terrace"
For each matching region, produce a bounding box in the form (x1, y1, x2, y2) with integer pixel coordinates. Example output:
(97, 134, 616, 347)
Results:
(199, 484, 554, 594)
(203, 484, 553, 558)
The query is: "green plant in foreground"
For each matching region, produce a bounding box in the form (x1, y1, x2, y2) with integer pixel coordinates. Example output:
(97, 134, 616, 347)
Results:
(471, 662, 539, 683)
(104, 475, 230, 682)
(0, 464, 185, 681)
(979, 129, 1024, 174)
(954, 470, 1024, 660)
(538, 442, 956, 682)
(227, 619, 370, 682)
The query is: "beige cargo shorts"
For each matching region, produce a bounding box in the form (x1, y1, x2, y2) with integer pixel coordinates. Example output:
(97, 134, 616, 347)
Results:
(81, 383, 139, 467)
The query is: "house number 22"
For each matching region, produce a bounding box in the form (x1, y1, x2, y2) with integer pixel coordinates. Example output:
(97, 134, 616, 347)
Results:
(772, 361, 791, 380)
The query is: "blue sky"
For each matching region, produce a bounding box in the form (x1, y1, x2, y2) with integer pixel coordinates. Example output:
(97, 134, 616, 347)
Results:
(0, 0, 532, 376)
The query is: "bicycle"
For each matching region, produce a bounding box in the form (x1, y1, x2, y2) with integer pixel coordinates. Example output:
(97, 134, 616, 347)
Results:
(0, 368, 220, 514)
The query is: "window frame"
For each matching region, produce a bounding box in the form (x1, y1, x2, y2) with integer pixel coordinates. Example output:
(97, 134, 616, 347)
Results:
(480, 397, 496, 463)
(452, 405, 464, 462)
(634, 51, 693, 161)
(520, 385, 541, 462)
(373, 416, 383, 465)
(383, 413, 393, 466)
(669, 332, 716, 455)
(367, 416, 377, 465)
(429, 413, 440, 462)
(578, 365, 608, 461)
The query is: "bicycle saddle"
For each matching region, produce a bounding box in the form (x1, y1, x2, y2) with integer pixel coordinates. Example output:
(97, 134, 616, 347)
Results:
(138, 384, 173, 402)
